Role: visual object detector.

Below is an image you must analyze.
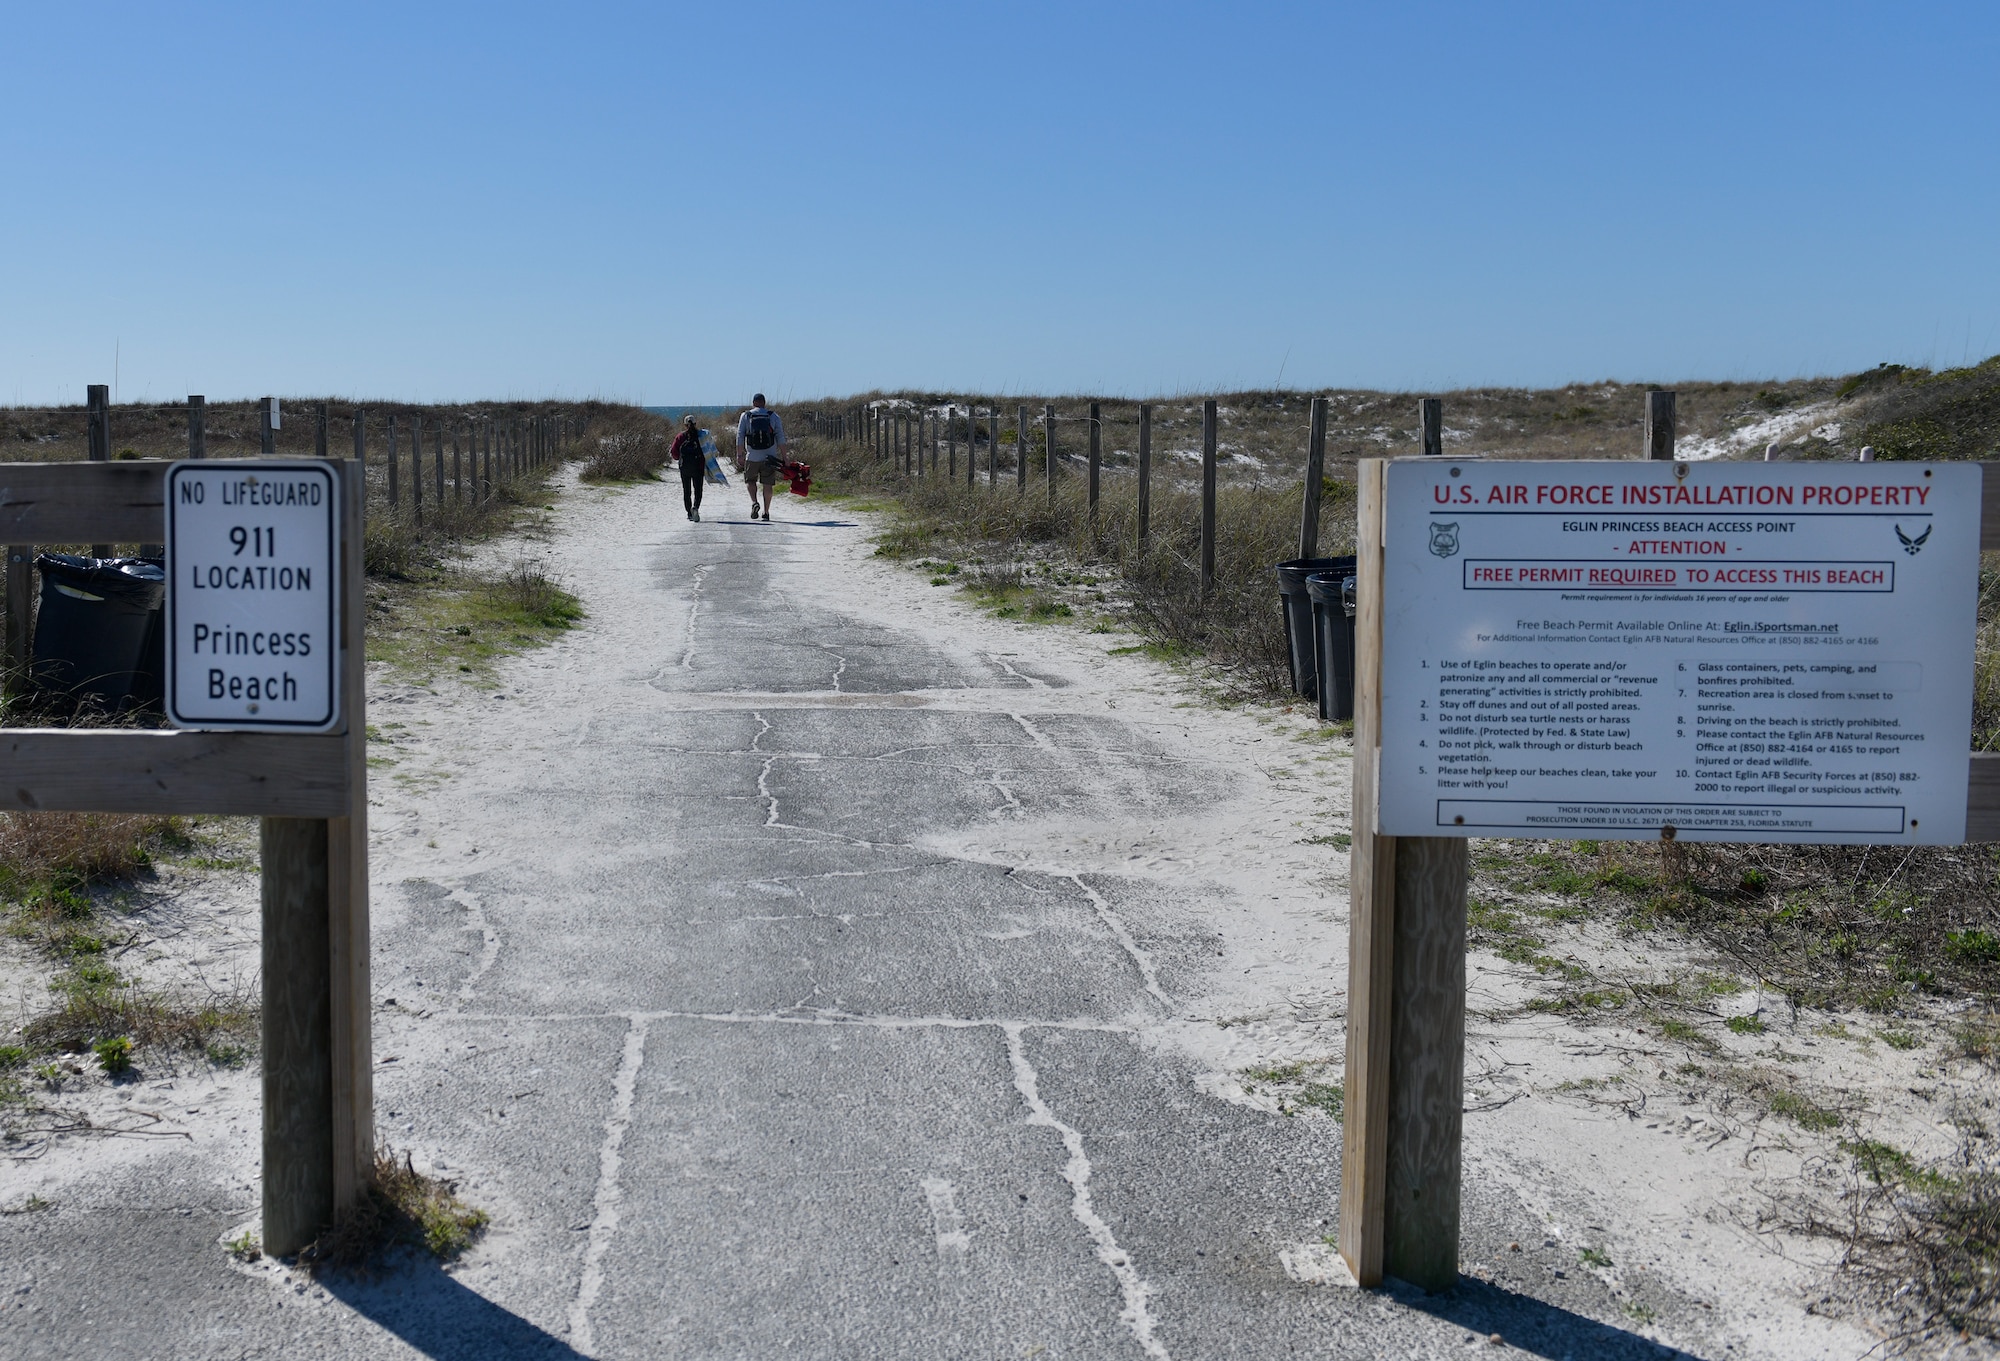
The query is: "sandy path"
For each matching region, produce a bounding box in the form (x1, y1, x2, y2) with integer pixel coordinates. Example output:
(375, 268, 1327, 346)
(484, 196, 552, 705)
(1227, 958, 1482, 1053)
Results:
(0, 469, 1883, 1359)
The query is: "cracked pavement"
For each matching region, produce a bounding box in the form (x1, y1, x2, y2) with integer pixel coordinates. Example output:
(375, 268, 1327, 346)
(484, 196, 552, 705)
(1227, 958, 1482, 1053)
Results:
(0, 476, 1805, 1359)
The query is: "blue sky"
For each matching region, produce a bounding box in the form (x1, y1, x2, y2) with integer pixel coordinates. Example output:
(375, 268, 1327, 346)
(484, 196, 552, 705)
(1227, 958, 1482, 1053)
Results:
(3, 1, 1995, 405)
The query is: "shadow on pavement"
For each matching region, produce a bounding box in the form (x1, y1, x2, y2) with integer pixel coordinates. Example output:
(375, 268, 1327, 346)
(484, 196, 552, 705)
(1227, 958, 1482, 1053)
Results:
(320, 1262, 584, 1360)
(1396, 1277, 1711, 1360)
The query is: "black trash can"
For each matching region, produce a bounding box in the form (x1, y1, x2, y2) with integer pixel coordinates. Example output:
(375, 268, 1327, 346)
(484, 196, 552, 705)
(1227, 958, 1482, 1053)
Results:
(1306, 571, 1358, 721)
(1276, 556, 1355, 698)
(30, 554, 166, 714)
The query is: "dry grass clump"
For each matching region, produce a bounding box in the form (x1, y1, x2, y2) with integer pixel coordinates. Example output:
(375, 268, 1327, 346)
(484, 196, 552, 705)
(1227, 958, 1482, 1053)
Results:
(18, 972, 254, 1059)
(577, 407, 676, 483)
(1477, 838, 2000, 1013)
(804, 431, 1352, 692)
(1804, 1138, 2000, 1342)
(0, 812, 188, 953)
(298, 1146, 489, 1273)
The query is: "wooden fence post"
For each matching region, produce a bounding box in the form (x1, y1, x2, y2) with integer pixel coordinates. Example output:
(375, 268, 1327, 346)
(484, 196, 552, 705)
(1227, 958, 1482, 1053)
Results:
(452, 423, 463, 503)
(1419, 398, 1442, 457)
(1299, 395, 1328, 558)
(948, 407, 957, 478)
(1044, 405, 1056, 503)
(986, 407, 997, 488)
(263, 457, 371, 1254)
(261, 815, 333, 1254)
(433, 420, 445, 506)
(1087, 401, 1101, 523)
(1340, 458, 1394, 1285)
(1385, 834, 1469, 1292)
(1201, 399, 1217, 594)
(352, 407, 366, 468)
(411, 417, 424, 530)
(1645, 390, 1677, 461)
(88, 384, 111, 556)
(387, 416, 400, 511)
(1137, 402, 1153, 547)
(1017, 406, 1029, 491)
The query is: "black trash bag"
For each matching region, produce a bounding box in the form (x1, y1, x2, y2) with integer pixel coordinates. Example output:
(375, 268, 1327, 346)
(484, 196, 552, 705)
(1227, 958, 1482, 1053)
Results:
(1275, 556, 1355, 699)
(30, 554, 166, 714)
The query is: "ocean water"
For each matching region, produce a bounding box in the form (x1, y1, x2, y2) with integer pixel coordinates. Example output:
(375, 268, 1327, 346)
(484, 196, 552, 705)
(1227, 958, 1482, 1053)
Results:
(644, 405, 735, 426)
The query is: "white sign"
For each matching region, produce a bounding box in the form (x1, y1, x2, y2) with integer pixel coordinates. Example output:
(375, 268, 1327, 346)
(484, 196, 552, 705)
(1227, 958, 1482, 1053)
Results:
(165, 460, 341, 732)
(1379, 460, 1979, 844)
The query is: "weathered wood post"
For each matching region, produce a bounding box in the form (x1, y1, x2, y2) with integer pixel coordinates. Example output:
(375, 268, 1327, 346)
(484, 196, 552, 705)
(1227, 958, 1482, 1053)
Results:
(1044, 405, 1057, 503)
(987, 408, 997, 488)
(227, 454, 371, 1255)
(1645, 390, 1677, 460)
(1137, 403, 1153, 547)
(352, 407, 366, 468)
(411, 417, 424, 530)
(433, 420, 445, 505)
(88, 384, 112, 556)
(2, 546, 27, 686)
(1419, 398, 1442, 457)
(1201, 399, 1218, 595)
(1340, 458, 1471, 1293)
(387, 416, 400, 510)
(948, 408, 957, 478)
(1017, 406, 1029, 491)
(1087, 401, 1101, 524)
(1299, 395, 1328, 558)
(452, 423, 463, 503)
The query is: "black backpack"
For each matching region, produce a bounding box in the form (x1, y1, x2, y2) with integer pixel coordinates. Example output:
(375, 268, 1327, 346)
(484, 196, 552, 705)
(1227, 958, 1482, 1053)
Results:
(746, 412, 776, 451)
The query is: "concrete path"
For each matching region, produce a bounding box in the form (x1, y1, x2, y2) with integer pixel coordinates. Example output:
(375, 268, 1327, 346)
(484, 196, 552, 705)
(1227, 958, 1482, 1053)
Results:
(2, 474, 1737, 1359)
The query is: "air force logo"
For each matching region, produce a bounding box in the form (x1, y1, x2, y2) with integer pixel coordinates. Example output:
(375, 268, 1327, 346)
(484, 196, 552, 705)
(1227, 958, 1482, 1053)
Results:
(1895, 523, 1931, 556)
(1429, 521, 1461, 559)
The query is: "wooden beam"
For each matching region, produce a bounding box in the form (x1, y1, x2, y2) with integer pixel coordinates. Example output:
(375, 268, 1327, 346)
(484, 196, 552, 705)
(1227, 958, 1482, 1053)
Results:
(261, 815, 334, 1256)
(1299, 396, 1328, 558)
(0, 461, 168, 544)
(1384, 835, 1468, 1292)
(1969, 753, 2000, 843)
(1645, 390, 1677, 461)
(326, 459, 373, 1215)
(1340, 458, 1395, 1287)
(1, 730, 350, 816)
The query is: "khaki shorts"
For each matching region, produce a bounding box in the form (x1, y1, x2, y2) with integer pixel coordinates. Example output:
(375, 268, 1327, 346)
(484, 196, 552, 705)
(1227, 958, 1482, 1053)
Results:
(743, 460, 778, 486)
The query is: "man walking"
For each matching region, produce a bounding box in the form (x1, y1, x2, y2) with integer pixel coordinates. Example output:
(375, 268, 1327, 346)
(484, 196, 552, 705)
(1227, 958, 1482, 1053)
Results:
(735, 394, 788, 520)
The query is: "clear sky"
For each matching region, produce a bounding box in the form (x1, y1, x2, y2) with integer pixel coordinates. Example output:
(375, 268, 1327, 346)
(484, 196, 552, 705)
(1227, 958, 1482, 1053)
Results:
(3, 1, 1995, 406)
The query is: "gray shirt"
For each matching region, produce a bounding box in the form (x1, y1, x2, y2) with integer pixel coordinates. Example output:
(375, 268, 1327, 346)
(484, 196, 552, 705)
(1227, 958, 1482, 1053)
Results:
(736, 408, 787, 462)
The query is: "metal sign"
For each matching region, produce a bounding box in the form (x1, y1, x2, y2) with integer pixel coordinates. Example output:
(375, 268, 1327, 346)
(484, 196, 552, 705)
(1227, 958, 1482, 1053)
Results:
(1379, 459, 1979, 844)
(164, 460, 341, 732)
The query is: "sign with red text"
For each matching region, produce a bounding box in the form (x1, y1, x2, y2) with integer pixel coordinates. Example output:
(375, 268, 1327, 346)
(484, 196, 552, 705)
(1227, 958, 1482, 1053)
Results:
(1379, 460, 1978, 843)
(164, 460, 342, 732)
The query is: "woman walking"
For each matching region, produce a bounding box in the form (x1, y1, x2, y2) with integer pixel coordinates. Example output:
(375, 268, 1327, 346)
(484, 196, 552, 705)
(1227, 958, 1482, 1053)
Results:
(670, 415, 707, 521)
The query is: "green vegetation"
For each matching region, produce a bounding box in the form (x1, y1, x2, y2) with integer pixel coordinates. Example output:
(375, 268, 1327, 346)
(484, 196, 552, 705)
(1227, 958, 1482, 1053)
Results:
(301, 1148, 490, 1272)
(1470, 838, 2000, 1015)
(368, 560, 583, 680)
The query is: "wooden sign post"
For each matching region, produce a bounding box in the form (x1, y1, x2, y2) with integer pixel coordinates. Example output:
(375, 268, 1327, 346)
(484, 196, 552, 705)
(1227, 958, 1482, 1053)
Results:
(0, 457, 370, 1258)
